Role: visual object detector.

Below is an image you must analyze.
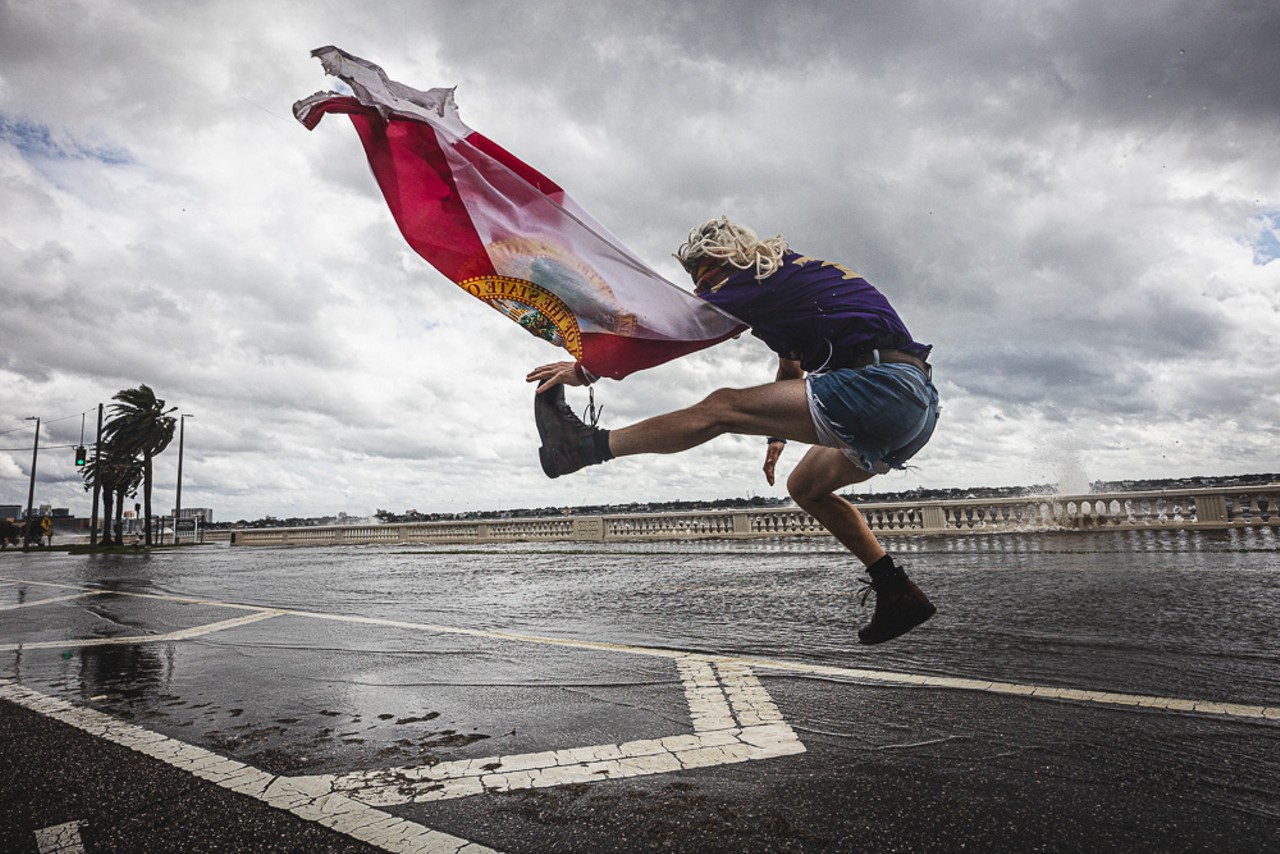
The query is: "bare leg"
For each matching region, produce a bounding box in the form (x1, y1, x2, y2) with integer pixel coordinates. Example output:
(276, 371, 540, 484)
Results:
(606, 381, 882, 567)
(608, 379, 820, 457)
(787, 445, 936, 643)
(786, 446, 882, 567)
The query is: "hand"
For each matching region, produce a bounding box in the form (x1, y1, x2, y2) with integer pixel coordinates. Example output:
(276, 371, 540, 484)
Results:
(763, 440, 785, 486)
(526, 361, 585, 393)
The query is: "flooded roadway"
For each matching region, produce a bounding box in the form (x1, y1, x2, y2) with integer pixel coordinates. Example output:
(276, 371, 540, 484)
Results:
(2, 529, 1279, 852)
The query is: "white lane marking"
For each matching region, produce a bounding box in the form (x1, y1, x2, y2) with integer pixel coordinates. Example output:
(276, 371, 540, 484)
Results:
(4, 576, 1277, 723)
(265, 606, 1280, 723)
(0, 578, 276, 613)
(0, 680, 497, 854)
(715, 661, 787, 727)
(0, 611, 285, 652)
(33, 820, 86, 853)
(728, 656, 1280, 721)
(295, 656, 805, 807)
(0, 591, 107, 610)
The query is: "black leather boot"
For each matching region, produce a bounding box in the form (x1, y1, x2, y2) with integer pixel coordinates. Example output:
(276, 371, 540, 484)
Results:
(534, 385, 611, 478)
(858, 555, 936, 644)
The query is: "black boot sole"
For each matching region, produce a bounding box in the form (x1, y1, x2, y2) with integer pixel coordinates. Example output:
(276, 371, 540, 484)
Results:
(858, 602, 937, 645)
(535, 385, 570, 478)
(538, 445, 562, 479)
(534, 385, 568, 445)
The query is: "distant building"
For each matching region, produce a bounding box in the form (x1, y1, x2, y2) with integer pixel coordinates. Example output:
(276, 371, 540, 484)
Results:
(171, 507, 214, 524)
(0, 505, 21, 520)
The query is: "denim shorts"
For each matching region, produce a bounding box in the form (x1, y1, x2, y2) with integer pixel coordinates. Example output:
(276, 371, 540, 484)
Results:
(805, 362, 940, 473)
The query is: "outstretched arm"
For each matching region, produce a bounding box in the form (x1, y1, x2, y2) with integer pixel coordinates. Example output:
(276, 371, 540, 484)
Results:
(763, 357, 804, 485)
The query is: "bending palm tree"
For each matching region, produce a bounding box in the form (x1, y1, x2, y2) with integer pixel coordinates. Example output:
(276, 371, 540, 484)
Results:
(81, 441, 143, 547)
(103, 385, 176, 547)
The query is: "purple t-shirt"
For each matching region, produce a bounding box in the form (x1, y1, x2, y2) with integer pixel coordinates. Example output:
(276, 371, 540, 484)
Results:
(697, 251, 931, 372)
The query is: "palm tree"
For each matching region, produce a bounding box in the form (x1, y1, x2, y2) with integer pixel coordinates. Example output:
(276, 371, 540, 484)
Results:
(112, 464, 143, 544)
(103, 385, 176, 547)
(82, 441, 143, 547)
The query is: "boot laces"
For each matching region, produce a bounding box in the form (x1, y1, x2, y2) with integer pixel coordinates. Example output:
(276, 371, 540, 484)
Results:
(582, 387, 603, 428)
(857, 565, 904, 607)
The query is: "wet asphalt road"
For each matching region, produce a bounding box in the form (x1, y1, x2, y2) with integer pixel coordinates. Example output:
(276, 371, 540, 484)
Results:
(2, 528, 1279, 852)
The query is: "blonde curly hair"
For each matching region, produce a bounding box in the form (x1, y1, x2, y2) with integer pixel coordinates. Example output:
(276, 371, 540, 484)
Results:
(674, 216, 788, 285)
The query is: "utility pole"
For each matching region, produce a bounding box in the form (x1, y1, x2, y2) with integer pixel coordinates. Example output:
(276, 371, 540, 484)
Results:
(174, 413, 193, 544)
(90, 403, 103, 548)
(23, 416, 39, 550)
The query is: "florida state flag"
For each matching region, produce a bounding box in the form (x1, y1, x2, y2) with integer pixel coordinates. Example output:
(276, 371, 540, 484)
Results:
(294, 46, 744, 381)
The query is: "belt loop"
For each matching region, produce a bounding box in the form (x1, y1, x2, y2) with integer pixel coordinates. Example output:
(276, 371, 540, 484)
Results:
(872, 348, 880, 365)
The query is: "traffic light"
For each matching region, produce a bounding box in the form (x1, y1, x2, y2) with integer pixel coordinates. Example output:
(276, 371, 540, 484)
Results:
(75, 446, 87, 466)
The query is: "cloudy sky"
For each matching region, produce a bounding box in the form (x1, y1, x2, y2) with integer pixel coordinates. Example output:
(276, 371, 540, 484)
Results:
(2, 0, 1278, 522)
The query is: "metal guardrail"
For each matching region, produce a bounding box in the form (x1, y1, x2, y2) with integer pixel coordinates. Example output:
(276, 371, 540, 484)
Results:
(228, 485, 1279, 547)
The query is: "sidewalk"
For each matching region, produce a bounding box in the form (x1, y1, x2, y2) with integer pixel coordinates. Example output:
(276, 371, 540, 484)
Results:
(1, 695, 388, 854)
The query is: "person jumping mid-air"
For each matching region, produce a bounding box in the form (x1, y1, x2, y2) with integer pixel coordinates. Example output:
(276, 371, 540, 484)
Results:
(526, 217, 940, 644)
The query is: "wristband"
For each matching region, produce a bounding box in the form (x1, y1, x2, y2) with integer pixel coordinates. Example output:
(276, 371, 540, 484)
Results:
(766, 437, 787, 445)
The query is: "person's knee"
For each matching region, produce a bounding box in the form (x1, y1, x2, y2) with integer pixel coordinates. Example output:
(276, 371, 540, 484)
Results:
(696, 387, 744, 430)
(787, 468, 827, 509)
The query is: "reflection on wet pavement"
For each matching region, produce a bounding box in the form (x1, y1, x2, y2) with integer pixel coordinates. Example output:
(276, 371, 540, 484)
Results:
(2, 527, 1278, 851)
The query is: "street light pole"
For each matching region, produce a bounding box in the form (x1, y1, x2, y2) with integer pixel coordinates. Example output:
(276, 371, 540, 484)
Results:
(23, 417, 39, 550)
(90, 403, 103, 548)
(174, 413, 194, 544)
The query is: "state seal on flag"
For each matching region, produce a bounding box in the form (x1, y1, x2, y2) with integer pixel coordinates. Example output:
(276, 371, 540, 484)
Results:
(486, 237, 638, 339)
(459, 275, 583, 358)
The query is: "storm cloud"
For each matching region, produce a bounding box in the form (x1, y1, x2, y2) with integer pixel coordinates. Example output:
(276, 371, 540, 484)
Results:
(1, 0, 1277, 520)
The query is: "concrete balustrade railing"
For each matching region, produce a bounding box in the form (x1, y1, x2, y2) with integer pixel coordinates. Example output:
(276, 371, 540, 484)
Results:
(226, 485, 1278, 547)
